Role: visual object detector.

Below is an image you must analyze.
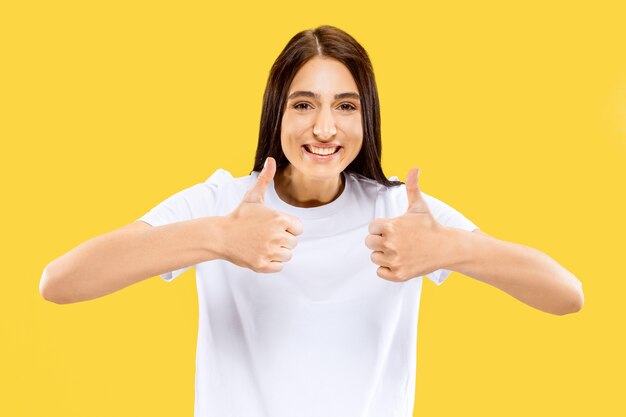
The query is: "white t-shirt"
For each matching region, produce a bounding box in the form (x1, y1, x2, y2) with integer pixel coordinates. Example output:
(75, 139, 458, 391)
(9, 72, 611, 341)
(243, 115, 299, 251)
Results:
(138, 168, 479, 417)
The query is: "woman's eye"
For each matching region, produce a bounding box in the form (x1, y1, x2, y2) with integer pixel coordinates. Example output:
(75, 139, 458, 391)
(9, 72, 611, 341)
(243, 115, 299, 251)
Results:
(293, 102, 312, 111)
(292, 102, 356, 111)
(338, 103, 357, 111)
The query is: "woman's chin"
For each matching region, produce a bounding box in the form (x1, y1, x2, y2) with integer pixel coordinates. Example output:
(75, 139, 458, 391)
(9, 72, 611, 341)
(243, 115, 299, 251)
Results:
(292, 165, 342, 182)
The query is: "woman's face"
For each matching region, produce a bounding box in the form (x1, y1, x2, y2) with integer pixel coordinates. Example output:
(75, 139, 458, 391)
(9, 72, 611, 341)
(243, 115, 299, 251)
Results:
(280, 56, 363, 181)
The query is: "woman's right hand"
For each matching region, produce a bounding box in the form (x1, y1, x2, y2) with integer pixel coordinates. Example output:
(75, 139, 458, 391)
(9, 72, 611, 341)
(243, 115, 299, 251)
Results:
(220, 157, 303, 273)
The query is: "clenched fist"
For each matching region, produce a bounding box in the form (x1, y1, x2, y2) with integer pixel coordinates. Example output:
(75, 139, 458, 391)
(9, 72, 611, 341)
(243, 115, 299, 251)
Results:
(221, 157, 304, 273)
(365, 168, 452, 282)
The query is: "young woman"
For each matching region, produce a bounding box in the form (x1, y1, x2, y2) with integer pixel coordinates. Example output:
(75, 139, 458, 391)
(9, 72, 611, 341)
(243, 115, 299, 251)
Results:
(40, 25, 584, 417)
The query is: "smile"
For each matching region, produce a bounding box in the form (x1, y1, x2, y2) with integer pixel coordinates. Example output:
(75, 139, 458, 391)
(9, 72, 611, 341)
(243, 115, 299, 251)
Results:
(303, 145, 341, 155)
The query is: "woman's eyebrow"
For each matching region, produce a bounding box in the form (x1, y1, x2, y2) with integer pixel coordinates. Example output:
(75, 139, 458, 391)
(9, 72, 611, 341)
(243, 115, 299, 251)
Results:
(287, 91, 360, 100)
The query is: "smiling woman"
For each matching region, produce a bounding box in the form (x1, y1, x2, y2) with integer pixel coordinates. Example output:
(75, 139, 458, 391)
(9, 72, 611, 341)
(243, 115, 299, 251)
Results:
(40, 24, 583, 417)
(252, 26, 399, 198)
(276, 56, 364, 206)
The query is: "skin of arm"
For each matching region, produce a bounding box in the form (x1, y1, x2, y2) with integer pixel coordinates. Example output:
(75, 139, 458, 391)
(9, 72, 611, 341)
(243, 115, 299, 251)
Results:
(366, 167, 584, 316)
(40, 216, 228, 304)
(443, 227, 584, 316)
(40, 158, 300, 305)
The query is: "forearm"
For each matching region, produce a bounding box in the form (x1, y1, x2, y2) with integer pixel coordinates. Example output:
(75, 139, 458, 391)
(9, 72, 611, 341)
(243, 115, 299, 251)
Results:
(42, 216, 227, 304)
(443, 228, 584, 315)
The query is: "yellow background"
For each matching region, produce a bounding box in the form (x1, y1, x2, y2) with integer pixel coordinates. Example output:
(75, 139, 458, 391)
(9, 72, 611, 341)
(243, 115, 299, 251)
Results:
(2, 0, 624, 415)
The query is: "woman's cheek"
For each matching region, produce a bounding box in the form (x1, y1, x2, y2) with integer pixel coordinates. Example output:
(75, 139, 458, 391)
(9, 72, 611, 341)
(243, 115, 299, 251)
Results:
(347, 116, 362, 136)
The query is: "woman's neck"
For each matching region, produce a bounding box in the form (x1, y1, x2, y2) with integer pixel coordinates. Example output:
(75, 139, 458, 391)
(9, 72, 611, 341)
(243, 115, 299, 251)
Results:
(273, 166, 345, 208)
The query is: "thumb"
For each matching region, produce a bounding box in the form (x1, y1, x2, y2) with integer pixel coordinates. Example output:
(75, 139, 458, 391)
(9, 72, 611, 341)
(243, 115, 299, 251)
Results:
(243, 157, 276, 204)
(405, 167, 428, 213)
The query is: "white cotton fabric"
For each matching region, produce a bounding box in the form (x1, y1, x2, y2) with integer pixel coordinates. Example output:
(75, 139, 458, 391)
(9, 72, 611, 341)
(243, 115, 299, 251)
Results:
(138, 168, 478, 417)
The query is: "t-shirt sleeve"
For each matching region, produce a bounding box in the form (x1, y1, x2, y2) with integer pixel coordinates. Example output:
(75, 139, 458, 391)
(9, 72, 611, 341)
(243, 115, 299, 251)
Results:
(136, 169, 233, 282)
(421, 192, 479, 286)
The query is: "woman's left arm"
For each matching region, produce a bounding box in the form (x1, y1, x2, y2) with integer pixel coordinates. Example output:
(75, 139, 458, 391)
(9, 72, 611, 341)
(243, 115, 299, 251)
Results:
(442, 228, 584, 316)
(366, 168, 584, 316)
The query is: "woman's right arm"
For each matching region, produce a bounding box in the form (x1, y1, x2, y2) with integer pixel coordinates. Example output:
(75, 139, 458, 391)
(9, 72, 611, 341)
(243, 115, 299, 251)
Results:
(39, 216, 228, 304)
(40, 158, 302, 305)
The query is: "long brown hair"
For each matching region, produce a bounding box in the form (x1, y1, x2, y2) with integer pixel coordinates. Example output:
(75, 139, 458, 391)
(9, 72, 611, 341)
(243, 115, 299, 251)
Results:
(251, 25, 402, 187)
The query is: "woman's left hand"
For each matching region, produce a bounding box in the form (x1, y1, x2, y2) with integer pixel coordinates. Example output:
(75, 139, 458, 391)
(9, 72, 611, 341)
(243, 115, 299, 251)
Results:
(365, 168, 453, 282)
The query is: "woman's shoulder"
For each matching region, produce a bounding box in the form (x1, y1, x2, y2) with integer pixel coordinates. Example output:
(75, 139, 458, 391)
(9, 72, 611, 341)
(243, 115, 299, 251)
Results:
(203, 168, 258, 189)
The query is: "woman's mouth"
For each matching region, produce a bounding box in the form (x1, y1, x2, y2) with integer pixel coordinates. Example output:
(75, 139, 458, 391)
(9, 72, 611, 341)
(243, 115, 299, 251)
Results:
(303, 144, 341, 155)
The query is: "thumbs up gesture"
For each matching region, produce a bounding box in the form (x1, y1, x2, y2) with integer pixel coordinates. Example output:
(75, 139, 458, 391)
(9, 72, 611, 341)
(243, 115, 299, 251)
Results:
(365, 168, 451, 282)
(221, 157, 304, 273)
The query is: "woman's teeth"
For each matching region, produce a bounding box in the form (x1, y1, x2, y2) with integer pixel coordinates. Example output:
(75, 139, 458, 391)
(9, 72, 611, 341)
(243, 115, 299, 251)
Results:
(305, 145, 339, 155)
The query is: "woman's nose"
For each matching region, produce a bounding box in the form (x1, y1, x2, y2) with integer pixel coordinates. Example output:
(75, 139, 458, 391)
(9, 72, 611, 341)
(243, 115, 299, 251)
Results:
(313, 108, 337, 140)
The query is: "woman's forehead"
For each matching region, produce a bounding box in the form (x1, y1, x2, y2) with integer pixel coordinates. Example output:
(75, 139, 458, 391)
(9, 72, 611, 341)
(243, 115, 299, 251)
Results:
(288, 57, 358, 97)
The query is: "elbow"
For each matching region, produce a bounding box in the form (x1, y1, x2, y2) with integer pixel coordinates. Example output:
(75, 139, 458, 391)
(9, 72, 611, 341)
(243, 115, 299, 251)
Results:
(39, 266, 61, 303)
(555, 280, 584, 316)
(39, 265, 73, 304)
